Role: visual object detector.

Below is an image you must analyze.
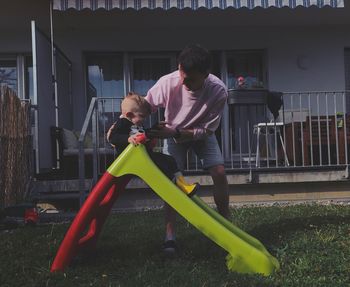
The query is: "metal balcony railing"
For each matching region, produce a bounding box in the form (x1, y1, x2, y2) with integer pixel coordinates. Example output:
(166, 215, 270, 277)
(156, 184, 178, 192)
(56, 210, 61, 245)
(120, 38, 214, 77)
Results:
(65, 91, 349, 203)
(225, 90, 349, 169)
(77, 92, 349, 179)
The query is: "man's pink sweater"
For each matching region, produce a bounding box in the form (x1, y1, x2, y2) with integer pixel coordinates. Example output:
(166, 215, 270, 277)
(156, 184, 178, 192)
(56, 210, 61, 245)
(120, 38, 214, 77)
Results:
(145, 70, 228, 140)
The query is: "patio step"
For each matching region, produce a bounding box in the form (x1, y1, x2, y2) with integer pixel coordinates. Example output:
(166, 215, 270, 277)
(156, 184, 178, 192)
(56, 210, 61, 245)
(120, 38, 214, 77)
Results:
(31, 179, 93, 200)
(31, 167, 349, 199)
(112, 181, 350, 212)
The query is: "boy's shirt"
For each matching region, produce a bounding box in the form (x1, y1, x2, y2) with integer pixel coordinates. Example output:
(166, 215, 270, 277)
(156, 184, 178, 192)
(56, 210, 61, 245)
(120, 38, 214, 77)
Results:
(107, 117, 145, 154)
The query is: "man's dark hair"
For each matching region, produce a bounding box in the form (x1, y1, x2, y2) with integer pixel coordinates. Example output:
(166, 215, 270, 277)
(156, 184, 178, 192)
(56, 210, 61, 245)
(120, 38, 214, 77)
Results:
(177, 44, 212, 74)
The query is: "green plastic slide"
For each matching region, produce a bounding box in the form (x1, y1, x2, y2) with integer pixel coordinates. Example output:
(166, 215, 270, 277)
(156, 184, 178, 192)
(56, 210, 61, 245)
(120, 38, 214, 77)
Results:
(108, 144, 280, 275)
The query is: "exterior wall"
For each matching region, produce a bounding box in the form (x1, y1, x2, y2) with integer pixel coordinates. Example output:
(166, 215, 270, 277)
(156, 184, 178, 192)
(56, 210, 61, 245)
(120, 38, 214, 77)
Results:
(268, 26, 349, 92)
(52, 19, 350, 128)
(1, 0, 350, 130)
(0, 0, 50, 50)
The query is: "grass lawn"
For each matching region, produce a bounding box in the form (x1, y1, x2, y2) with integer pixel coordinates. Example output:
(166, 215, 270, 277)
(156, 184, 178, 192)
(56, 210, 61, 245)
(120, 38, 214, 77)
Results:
(0, 203, 349, 287)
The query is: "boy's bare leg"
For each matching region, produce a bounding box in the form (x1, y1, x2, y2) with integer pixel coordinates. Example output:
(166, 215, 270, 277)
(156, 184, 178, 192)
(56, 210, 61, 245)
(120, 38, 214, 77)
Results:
(163, 164, 229, 252)
(165, 202, 176, 241)
(209, 164, 230, 219)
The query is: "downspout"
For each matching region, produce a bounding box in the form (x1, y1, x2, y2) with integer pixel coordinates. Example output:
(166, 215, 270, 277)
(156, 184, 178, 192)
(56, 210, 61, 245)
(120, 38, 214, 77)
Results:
(31, 21, 40, 174)
(220, 51, 230, 163)
(50, 0, 60, 168)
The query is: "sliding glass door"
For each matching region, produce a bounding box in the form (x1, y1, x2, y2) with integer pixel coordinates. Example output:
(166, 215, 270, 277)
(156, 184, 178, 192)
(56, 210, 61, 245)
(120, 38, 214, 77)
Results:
(86, 53, 124, 103)
(129, 54, 175, 96)
(226, 50, 267, 155)
(226, 50, 265, 89)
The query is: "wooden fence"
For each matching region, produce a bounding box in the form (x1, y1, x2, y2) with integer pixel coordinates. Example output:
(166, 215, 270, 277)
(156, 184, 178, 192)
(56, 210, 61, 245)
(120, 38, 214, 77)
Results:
(0, 87, 32, 208)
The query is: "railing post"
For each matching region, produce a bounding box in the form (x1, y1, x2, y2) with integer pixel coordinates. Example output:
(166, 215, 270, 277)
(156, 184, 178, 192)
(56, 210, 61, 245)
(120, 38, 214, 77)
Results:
(78, 139, 85, 207)
(220, 51, 231, 163)
(92, 104, 98, 184)
(343, 91, 348, 165)
(79, 97, 97, 207)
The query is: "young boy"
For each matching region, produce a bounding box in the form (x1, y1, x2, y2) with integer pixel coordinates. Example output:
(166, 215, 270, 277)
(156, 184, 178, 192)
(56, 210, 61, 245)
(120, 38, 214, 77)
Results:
(107, 93, 199, 252)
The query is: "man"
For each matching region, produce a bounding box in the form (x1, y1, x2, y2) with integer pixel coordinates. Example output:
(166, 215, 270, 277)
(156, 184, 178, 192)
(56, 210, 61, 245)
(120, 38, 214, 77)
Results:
(145, 44, 230, 253)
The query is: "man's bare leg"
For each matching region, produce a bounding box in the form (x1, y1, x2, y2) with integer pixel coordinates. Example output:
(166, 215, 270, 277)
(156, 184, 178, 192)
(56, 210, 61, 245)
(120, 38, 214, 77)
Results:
(209, 164, 230, 219)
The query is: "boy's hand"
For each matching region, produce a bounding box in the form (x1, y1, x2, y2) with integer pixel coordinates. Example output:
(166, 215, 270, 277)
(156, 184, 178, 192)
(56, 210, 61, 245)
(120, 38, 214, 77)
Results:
(107, 123, 116, 148)
(128, 132, 147, 145)
(106, 123, 115, 142)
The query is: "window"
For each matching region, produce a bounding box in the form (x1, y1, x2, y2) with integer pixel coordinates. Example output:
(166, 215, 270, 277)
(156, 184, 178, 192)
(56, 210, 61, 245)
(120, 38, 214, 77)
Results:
(130, 54, 176, 128)
(25, 56, 34, 102)
(226, 50, 265, 89)
(0, 57, 17, 92)
(211, 51, 222, 78)
(0, 55, 33, 100)
(86, 54, 124, 101)
(130, 56, 173, 96)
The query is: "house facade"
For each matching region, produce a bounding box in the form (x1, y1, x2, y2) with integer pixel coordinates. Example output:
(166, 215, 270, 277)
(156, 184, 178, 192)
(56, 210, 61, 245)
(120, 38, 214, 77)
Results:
(1, 0, 349, 188)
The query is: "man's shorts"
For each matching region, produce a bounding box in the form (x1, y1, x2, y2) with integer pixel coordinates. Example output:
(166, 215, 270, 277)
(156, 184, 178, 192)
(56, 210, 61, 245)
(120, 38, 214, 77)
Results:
(163, 134, 224, 171)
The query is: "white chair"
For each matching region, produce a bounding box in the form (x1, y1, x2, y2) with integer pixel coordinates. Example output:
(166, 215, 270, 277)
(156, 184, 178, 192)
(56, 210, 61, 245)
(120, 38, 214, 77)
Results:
(254, 122, 289, 167)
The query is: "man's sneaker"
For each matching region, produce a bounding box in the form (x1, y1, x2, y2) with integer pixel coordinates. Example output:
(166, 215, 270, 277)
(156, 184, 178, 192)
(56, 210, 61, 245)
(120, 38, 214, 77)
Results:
(163, 240, 177, 255)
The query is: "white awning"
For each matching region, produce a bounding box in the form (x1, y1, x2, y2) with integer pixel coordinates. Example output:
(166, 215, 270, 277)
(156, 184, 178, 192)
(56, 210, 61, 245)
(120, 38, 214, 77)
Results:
(53, 0, 344, 11)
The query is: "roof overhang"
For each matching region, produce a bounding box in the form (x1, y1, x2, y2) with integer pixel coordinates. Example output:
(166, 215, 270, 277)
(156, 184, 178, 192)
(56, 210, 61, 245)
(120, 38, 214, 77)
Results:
(53, 0, 344, 11)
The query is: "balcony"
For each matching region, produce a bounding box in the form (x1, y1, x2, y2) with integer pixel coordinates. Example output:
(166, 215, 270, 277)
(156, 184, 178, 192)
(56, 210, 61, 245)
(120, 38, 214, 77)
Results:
(47, 92, 349, 174)
(36, 91, 350, 201)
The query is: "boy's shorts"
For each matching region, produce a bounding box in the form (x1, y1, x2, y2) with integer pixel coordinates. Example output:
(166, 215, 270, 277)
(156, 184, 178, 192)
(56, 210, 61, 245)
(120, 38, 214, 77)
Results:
(148, 151, 178, 180)
(163, 134, 224, 171)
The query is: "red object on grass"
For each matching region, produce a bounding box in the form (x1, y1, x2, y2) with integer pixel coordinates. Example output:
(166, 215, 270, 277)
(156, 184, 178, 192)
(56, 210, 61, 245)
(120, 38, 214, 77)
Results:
(24, 208, 39, 225)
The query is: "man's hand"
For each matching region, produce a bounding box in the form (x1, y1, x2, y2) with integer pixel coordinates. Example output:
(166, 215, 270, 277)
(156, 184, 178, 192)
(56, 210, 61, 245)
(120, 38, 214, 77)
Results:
(173, 128, 195, 143)
(146, 121, 177, 139)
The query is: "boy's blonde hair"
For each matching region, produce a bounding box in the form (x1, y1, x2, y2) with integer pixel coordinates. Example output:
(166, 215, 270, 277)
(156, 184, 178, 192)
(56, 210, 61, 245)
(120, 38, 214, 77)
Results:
(121, 92, 152, 115)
